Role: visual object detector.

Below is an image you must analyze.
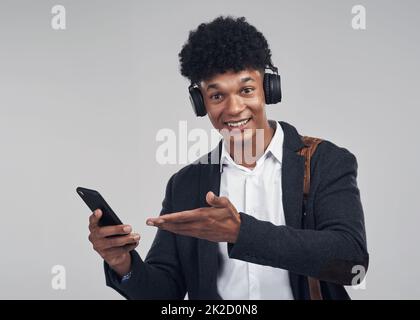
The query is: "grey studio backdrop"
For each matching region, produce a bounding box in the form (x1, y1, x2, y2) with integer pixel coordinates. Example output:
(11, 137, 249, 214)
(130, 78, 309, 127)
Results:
(0, 0, 419, 299)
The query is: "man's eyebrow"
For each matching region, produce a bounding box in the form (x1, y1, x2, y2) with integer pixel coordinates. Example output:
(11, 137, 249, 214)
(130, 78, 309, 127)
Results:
(206, 76, 255, 91)
(240, 76, 255, 84)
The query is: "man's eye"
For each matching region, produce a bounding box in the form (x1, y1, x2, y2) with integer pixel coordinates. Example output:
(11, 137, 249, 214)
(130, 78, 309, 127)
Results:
(242, 87, 255, 94)
(210, 93, 222, 100)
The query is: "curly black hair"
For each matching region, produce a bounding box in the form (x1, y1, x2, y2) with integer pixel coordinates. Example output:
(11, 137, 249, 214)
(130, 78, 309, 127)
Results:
(179, 16, 273, 84)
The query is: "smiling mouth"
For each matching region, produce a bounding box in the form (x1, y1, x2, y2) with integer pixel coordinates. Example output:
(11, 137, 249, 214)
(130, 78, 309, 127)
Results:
(224, 118, 251, 128)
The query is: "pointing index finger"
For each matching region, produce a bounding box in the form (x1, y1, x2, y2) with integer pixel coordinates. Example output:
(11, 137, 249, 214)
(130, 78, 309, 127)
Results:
(147, 209, 205, 225)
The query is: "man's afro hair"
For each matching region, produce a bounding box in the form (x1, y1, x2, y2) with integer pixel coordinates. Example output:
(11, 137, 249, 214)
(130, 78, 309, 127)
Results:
(179, 16, 273, 84)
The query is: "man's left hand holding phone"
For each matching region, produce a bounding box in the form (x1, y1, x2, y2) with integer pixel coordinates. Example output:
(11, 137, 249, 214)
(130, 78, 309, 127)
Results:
(77, 187, 140, 279)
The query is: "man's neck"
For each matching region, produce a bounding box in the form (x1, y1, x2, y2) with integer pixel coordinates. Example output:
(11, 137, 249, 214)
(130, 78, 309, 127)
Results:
(228, 121, 275, 169)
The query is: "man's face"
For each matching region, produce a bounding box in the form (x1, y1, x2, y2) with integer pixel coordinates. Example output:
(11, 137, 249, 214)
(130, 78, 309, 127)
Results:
(199, 68, 270, 144)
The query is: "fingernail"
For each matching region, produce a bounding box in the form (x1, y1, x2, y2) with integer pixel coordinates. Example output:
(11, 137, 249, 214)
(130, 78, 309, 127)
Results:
(133, 234, 140, 240)
(146, 220, 154, 226)
(123, 225, 131, 233)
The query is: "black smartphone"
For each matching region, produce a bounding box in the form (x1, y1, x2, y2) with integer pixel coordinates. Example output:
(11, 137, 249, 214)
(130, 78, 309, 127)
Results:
(76, 186, 123, 227)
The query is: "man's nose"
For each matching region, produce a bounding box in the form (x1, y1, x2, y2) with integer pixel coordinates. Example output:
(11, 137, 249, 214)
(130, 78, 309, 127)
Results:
(225, 94, 244, 115)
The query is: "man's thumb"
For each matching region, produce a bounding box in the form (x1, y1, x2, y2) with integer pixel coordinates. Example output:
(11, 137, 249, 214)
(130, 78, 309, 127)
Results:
(206, 191, 227, 208)
(94, 209, 103, 220)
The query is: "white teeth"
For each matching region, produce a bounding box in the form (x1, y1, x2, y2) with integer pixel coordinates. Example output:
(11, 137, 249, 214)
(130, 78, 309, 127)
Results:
(227, 118, 250, 127)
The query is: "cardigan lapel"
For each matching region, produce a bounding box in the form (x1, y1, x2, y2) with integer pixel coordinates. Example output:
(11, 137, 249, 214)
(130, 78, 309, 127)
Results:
(279, 121, 306, 300)
(279, 121, 306, 229)
(197, 142, 223, 299)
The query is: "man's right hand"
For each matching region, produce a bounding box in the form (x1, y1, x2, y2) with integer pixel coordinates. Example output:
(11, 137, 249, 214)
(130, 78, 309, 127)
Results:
(88, 209, 140, 277)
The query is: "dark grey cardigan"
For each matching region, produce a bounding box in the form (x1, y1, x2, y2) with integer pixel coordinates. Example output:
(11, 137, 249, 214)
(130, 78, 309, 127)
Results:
(104, 121, 369, 300)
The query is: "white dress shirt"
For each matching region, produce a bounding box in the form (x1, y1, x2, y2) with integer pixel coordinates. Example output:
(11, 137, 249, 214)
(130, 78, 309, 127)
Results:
(216, 120, 294, 300)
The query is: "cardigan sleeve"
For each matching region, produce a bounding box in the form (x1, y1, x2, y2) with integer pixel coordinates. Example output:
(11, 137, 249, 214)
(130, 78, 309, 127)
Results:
(227, 150, 369, 285)
(104, 174, 187, 299)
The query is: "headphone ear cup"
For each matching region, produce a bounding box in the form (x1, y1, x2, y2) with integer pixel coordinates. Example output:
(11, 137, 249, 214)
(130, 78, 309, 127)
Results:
(188, 85, 207, 117)
(272, 73, 282, 103)
(263, 73, 282, 104)
(263, 73, 272, 104)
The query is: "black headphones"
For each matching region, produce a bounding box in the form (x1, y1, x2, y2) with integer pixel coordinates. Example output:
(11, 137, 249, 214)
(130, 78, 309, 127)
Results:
(188, 64, 282, 117)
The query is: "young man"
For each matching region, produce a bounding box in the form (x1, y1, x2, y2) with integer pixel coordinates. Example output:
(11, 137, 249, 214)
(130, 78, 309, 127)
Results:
(88, 16, 368, 299)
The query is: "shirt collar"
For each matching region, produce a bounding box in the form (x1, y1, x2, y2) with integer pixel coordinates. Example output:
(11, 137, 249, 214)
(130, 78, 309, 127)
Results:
(265, 120, 283, 163)
(219, 120, 283, 173)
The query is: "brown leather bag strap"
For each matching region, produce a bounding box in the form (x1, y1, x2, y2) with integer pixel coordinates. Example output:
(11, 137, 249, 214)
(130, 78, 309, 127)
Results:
(297, 136, 323, 199)
(297, 136, 324, 300)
